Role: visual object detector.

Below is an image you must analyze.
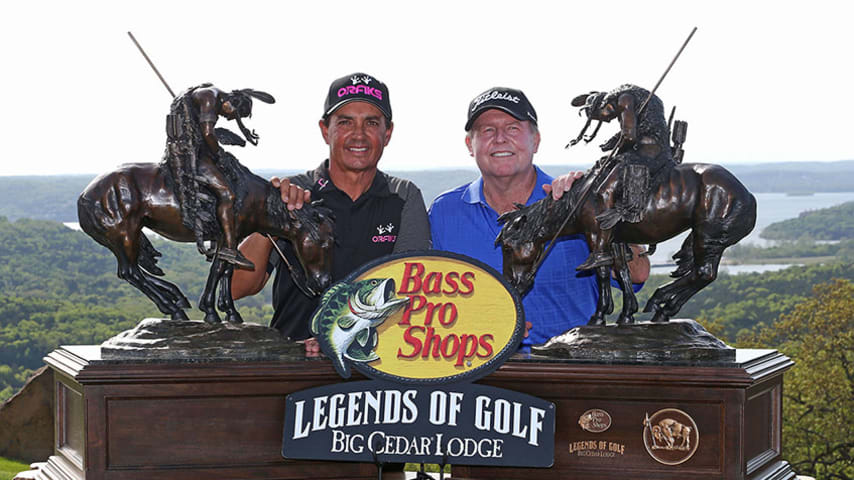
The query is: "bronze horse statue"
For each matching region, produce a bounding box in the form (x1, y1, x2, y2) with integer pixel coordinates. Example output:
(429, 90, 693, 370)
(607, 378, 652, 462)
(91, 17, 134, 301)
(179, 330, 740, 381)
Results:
(77, 154, 335, 324)
(496, 162, 756, 325)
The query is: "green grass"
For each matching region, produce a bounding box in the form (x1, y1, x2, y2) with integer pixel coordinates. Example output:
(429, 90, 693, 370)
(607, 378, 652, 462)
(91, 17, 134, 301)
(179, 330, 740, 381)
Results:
(0, 457, 29, 480)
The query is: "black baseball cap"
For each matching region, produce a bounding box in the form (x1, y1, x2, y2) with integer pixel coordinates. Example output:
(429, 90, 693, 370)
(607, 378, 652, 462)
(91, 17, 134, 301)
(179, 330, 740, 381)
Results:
(465, 87, 538, 131)
(323, 72, 392, 122)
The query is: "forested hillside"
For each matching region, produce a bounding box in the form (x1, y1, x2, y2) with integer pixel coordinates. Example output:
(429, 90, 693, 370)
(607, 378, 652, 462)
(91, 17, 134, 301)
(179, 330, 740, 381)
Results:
(630, 263, 854, 341)
(760, 201, 854, 240)
(739, 280, 853, 479)
(0, 217, 272, 401)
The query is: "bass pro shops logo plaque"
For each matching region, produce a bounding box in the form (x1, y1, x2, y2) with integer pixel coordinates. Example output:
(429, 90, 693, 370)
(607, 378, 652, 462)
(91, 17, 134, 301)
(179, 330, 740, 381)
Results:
(283, 251, 555, 467)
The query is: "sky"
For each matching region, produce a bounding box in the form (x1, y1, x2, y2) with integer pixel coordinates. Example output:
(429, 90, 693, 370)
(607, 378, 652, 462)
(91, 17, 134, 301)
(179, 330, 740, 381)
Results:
(2, 0, 853, 176)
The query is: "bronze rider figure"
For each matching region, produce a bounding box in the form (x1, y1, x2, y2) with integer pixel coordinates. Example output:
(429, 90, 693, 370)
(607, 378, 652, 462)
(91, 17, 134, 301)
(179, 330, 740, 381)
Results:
(164, 84, 275, 270)
(570, 84, 675, 270)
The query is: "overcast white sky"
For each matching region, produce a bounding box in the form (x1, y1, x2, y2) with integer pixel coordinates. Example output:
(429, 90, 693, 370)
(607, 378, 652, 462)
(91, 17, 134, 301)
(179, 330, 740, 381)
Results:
(2, 0, 852, 176)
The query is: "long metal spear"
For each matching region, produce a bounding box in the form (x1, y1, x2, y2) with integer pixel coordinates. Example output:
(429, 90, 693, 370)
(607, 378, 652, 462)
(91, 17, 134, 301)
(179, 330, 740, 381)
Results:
(527, 27, 697, 278)
(127, 31, 175, 98)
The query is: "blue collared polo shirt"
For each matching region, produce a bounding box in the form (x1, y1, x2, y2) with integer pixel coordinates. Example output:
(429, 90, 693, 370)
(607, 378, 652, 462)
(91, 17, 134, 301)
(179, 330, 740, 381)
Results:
(429, 166, 632, 350)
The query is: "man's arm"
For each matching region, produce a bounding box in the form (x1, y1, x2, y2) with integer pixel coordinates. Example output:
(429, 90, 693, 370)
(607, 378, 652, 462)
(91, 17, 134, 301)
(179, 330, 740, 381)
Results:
(231, 233, 273, 299)
(627, 244, 651, 284)
(231, 178, 312, 300)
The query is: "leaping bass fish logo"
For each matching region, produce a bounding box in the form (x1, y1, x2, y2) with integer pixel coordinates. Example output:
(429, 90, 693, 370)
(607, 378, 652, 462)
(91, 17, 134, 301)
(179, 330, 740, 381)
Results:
(310, 278, 408, 378)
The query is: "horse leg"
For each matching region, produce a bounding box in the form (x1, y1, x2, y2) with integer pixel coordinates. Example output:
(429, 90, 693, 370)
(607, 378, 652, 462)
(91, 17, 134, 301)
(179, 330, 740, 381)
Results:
(145, 274, 191, 309)
(645, 274, 693, 323)
(646, 228, 723, 322)
(670, 234, 695, 279)
(578, 229, 616, 271)
(199, 258, 225, 324)
(217, 265, 243, 324)
(612, 243, 638, 325)
(119, 260, 182, 318)
(587, 265, 613, 326)
(661, 241, 723, 319)
(109, 232, 185, 319)
(143, 273, 191, 319)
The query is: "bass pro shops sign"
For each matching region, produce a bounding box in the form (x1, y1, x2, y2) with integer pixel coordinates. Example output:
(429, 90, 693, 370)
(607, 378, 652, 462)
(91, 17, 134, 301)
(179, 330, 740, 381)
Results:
(282, 251, 555, 467)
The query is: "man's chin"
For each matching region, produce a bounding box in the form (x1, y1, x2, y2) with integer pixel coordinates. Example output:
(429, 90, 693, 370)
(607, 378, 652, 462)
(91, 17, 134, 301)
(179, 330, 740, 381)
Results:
(331, 156, 381, 173)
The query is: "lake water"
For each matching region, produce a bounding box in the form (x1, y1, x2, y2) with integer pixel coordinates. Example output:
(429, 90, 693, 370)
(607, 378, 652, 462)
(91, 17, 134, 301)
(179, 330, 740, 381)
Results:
(646, 192, 854, 271)
(65, 192, 854, 275)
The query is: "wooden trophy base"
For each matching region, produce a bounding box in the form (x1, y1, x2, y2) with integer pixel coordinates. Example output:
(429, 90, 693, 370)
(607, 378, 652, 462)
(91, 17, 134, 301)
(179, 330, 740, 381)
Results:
(455, 349, 796, 480)
(39, 345, 794, 480)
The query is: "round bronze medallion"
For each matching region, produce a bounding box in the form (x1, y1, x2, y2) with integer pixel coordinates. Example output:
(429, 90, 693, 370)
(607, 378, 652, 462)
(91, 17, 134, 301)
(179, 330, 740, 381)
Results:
(578, 409, 612, 433)
(642, 408, 699, 465)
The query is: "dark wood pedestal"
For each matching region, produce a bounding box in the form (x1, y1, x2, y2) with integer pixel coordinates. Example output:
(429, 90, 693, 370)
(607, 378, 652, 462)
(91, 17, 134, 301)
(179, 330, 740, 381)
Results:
(39, 346, 795, 480)
(457, 351, 796, 480)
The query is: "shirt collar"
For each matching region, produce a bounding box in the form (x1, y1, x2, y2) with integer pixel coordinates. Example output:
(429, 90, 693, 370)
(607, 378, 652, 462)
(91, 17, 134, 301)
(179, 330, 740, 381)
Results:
(527, 165, 552, 205)
(462, 177, 485, 205)
(461, 165, 552, 207)
(312, 159, 391, 198)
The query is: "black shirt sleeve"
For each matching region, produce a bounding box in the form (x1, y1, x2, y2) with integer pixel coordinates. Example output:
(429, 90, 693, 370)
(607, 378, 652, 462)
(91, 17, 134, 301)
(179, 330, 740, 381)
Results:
(388, 177, 432, 252)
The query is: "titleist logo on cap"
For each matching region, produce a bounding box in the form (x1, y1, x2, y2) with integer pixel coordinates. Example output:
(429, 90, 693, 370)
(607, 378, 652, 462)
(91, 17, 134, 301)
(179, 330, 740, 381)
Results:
(471, 90, 520, 111)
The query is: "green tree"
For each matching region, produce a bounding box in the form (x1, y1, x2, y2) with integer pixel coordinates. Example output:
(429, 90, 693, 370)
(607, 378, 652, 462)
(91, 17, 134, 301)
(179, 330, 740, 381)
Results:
(740, 280, 854, 479)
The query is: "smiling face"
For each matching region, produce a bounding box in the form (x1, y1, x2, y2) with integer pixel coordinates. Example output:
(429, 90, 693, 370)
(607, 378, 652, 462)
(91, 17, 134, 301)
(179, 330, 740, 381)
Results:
(320, 101, 393, 174)
(466, 109, 540, 182)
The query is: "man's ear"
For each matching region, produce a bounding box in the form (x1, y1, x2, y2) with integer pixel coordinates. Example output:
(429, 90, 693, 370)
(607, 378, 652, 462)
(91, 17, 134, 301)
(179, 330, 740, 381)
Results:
(383, 121, 394, 146)
(319, 119, 330, 145)
(532, 130, 541, 154)
(465, 134, 474, 157)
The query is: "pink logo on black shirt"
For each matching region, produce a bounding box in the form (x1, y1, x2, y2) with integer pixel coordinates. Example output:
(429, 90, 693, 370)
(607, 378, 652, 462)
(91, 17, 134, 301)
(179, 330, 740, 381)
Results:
(373, 223, 396, 243)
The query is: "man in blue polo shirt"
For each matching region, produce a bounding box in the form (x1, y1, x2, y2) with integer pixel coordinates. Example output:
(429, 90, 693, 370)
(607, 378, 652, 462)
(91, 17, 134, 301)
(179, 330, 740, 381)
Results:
(429, 87, 649, 350)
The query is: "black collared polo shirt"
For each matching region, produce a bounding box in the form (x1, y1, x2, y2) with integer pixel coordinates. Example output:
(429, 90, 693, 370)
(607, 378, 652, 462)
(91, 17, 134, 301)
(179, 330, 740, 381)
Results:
(267, 160, 430, 340)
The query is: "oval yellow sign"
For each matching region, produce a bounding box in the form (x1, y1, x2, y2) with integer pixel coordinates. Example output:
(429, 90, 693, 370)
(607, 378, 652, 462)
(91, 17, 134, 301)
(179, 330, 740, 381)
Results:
(311, 251, 524, 384)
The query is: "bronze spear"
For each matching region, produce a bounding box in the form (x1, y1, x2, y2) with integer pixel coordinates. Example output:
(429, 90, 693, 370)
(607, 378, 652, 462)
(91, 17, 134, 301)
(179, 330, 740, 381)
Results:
(127, 31, 175, 98)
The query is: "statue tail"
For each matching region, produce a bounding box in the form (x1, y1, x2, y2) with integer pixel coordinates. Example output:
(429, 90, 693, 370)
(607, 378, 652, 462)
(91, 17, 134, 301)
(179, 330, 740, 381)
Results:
(138, 233, 165, 276)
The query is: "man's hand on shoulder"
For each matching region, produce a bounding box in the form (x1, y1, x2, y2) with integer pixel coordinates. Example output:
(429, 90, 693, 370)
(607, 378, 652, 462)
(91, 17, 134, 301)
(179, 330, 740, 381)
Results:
(271, 177, 311, 210)
(542, 171, 584, 200)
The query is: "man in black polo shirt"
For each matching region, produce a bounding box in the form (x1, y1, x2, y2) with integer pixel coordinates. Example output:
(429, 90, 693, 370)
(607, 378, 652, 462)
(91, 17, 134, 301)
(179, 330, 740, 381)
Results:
(232, 72, 431, 348)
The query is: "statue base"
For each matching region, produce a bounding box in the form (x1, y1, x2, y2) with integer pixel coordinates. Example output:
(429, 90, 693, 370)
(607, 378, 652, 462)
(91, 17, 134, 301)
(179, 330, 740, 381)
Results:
(37, 319, 795, 480)
(100, 318, 302, 360)
(532, 319, 735, 363)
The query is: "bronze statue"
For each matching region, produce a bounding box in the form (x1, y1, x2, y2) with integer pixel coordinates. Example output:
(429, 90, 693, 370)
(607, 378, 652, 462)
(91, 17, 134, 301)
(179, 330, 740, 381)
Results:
(78, 85, 336, 324)
(496, 87, 756, 325)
